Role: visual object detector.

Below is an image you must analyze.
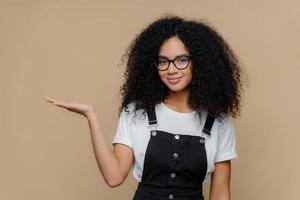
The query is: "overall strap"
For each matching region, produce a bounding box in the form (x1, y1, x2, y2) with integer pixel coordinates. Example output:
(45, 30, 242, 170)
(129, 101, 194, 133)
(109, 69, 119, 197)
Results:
(147, 105, 158, 131)
(202, 113, 215, 136)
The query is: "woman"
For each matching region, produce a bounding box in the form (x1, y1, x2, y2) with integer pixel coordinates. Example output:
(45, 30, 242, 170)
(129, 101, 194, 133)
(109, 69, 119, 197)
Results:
(44, 15, 243, 200)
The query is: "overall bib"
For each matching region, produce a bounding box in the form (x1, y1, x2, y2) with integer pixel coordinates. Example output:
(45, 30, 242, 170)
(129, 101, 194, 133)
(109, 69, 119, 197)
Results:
(133, 106, 215, 200)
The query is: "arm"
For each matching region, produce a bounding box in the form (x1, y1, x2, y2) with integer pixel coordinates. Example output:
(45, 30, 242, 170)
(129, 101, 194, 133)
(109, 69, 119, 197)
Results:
(209, 160, 231, 200)
(43, 96, 134, 188)
(86, 110, 134, 188)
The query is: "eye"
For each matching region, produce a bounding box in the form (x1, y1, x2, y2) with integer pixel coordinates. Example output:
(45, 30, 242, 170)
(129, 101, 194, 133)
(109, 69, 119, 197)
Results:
(177, 56, 189, 62)
(158, 59, 168, 65)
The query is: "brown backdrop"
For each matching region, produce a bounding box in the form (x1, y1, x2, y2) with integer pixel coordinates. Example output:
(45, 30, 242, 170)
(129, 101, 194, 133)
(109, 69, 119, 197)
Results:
(1, 0, 299, 199)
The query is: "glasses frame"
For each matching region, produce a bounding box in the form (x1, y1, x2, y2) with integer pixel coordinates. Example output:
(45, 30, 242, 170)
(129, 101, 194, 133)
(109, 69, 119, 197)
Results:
(154, 55, 191, 71)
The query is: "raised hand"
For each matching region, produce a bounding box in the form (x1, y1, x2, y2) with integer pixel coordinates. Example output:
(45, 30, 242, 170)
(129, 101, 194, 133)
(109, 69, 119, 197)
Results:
(43, 96, 94, 117)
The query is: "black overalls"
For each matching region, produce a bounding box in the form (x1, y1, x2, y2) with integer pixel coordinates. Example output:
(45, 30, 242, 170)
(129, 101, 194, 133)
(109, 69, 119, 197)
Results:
(133, 106, 215, 200)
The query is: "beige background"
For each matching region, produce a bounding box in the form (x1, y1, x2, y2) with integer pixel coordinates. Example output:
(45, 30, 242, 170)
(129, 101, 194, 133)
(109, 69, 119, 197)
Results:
(1, 0, 299, 199)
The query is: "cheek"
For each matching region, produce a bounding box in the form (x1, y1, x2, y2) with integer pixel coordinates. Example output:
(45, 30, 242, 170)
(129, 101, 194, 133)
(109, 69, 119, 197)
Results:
(188, 71, 192, 80)
(158, 71, 166, 80)
(186, 66, 193, 80)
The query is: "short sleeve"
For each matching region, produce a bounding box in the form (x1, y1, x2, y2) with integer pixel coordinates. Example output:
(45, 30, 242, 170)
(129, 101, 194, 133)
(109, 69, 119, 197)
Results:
(214, 116, 238, 163)
(112, 107, 133, 149)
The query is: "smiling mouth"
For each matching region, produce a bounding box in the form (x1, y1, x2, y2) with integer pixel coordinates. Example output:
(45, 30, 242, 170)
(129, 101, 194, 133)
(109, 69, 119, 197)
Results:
(167, 77, 182, 84)
(167, 77, 181, 80)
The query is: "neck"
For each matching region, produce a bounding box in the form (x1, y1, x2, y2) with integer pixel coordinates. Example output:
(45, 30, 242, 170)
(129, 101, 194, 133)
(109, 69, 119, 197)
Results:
(163, 89, 193, 111)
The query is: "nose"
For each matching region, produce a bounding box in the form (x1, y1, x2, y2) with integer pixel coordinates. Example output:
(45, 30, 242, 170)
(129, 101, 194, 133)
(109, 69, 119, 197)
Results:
(167, 61, 178, 74)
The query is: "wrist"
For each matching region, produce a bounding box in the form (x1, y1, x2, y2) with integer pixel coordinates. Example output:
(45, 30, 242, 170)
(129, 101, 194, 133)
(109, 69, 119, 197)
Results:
(85, 107, 97, 120)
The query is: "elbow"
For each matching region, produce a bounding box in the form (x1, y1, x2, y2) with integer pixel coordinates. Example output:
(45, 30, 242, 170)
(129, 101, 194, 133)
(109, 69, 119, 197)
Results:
(106, 181, 121, 188)
(105, 176, 124, 188)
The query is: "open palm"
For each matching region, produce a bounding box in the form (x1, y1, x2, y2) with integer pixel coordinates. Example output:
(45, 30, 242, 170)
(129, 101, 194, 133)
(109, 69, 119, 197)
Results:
(43, 96, 93, 117)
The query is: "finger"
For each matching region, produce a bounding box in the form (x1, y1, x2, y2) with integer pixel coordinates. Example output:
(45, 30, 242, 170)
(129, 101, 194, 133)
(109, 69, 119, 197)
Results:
(44, 96, 74, 110)
(53, 100, 68, 107)
(44, 96, 65, 106)
(44, 96, 56, 103)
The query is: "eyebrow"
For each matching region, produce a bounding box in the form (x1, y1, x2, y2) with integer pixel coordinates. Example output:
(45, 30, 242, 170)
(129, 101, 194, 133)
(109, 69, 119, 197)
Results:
(158, 54, 190, 59)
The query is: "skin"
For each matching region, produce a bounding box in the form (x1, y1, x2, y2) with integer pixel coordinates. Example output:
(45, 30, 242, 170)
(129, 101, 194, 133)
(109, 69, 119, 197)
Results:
(157, 36, 193, 112)
(43, 36, 232, 199)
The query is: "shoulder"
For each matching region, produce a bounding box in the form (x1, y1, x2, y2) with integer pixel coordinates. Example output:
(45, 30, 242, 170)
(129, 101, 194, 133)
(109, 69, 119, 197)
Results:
(120, 102, 148, 124)
(203, 113, 235, 141)
(121, 102, 135, 115)
(212, 113, 236, 143)
(220, 114, 234, 130)
(213, 113, 235, 132)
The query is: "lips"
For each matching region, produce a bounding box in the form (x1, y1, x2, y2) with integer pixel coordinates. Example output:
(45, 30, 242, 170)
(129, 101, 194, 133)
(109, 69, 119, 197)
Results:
(167, 77, 182, 84)
(168, 77, 182, 80)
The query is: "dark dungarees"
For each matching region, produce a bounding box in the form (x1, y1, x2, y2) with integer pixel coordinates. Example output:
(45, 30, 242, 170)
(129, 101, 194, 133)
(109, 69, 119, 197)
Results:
(133, 105, 215, 200)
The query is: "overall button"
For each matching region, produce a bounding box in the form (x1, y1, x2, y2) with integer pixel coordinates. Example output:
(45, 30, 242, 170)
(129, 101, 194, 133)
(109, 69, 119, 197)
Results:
(151, 131, 157, 136)
(174, 135, 180, 140)
(173, 152, 179, 158)
(168, 194, 174, 199)
(199, 138, 205, 143)
(170, 172, 176, 178)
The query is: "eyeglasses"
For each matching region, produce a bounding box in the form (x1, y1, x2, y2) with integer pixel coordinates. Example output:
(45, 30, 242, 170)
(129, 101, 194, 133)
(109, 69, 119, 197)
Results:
(154, 55, 191, 71)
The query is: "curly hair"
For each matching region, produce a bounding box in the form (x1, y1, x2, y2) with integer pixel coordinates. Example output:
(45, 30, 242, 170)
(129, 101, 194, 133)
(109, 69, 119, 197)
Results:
(118, 14, 244, 120)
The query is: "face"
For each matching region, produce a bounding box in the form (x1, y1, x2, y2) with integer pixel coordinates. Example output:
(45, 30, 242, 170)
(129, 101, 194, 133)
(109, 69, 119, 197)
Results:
(157, 36, 192, 93)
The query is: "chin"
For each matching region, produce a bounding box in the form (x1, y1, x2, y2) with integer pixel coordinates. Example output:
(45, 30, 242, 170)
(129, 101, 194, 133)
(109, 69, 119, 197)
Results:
(166, 84, 188, 93)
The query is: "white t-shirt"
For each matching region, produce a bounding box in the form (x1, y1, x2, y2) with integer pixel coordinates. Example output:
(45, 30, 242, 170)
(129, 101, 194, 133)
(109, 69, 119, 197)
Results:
(112, 102, 238, 184)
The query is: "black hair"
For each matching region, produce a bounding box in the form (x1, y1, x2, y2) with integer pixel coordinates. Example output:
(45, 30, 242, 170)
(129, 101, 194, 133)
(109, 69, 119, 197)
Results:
(118, 14, 244, 121)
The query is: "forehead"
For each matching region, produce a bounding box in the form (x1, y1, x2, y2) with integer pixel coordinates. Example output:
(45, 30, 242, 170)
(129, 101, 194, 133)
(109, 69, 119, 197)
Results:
(158, 36, 189, 58)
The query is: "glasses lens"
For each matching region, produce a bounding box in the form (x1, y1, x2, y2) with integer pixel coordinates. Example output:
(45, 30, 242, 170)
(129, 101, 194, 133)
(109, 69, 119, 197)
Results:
(155, 56, 190, 70)
(156, 58, 169, 70)
(174, 56, 190, 69)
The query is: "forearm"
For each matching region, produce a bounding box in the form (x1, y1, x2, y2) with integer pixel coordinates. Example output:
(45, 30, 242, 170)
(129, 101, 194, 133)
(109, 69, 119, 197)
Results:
(209, 186, 230, 200)
(209, 161, 232, 200)
(86, 110, 123, 187)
